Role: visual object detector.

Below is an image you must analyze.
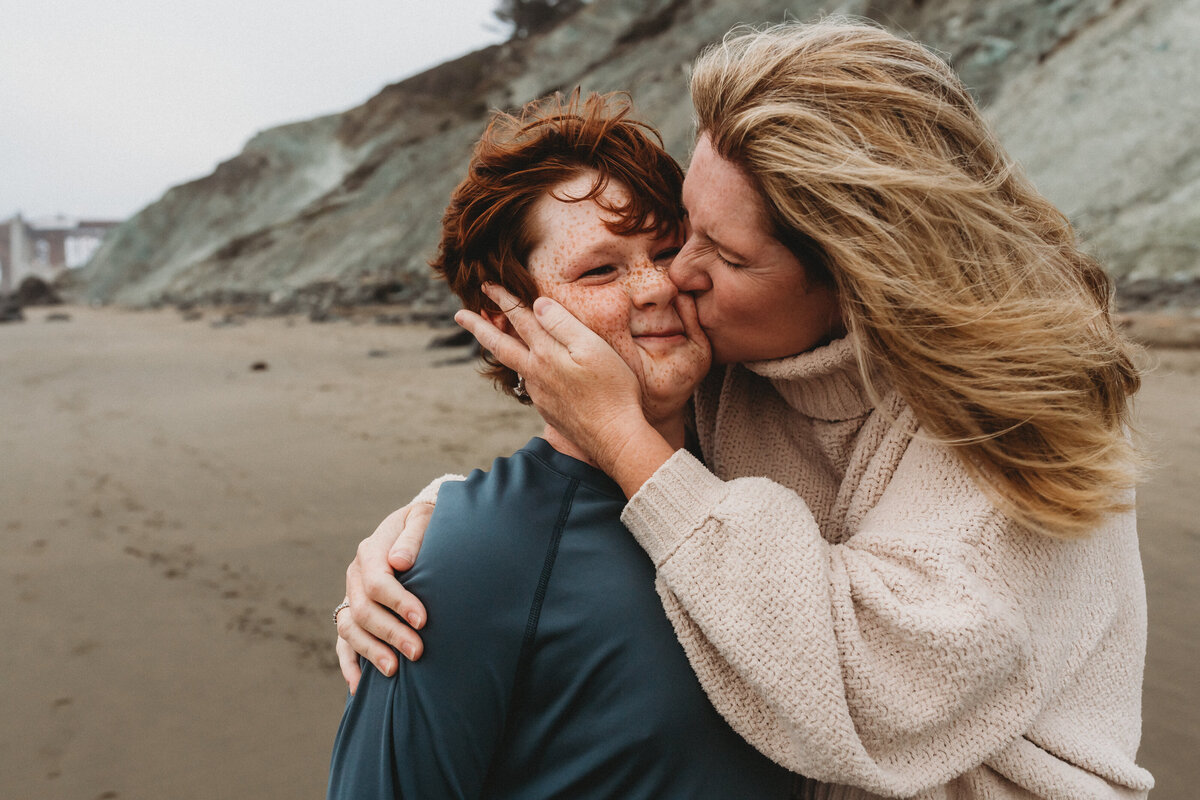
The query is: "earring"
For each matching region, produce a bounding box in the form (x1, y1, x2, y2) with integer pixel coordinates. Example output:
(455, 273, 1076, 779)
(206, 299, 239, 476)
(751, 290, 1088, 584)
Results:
(515, 374, 527, 397)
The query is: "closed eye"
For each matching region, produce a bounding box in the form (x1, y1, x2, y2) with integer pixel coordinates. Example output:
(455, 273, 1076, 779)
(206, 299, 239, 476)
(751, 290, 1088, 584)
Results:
(699, 240, 741, 269)
(579, 265, 617, 279)
(716, 251, 743, 269)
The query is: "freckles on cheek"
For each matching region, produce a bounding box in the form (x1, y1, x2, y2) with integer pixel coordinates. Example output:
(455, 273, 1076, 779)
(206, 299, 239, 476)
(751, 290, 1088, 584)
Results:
(647, 349, 708, 384)
(556, 286, 625, 344)
(538, 239, 574, 285)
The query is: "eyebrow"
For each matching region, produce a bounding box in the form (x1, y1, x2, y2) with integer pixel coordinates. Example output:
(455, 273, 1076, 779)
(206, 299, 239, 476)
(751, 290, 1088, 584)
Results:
(565, 240, 622, 267)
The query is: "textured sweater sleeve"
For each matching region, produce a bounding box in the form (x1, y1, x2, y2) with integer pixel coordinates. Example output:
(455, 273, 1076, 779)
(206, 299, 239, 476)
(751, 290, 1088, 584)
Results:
(621, 441, 1122, 796)
(410, 473, 464, 506)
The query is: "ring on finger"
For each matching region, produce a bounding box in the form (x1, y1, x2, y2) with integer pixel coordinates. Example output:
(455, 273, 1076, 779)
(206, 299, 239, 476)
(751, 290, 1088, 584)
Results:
(332, 599, 351, 625)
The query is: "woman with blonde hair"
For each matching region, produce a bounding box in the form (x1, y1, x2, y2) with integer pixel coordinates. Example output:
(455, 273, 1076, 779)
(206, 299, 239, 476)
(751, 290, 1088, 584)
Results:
(336, 19, 1153, 798)
(328, 92, 794, 798)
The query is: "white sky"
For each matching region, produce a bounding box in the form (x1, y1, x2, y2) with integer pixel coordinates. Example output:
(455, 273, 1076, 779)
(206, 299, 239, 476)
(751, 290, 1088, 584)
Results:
(0, 1, 509, 221)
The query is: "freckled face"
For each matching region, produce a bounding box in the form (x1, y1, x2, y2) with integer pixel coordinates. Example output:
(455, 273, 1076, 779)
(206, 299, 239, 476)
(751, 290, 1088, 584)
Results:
(525, 174, 712, 422)
(669, 134, 844, 365)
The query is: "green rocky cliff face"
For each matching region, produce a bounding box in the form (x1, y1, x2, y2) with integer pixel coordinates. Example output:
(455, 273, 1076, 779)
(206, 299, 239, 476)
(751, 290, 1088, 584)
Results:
(80, 0, 1200, 310)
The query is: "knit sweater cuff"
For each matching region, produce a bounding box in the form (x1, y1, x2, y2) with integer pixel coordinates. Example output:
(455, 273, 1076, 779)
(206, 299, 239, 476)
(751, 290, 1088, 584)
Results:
(411, 473, 465, 507)
(621, 448, 728, 566)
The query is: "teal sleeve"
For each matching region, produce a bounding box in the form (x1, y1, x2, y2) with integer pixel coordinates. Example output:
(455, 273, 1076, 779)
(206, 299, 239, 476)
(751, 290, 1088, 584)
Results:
(326, 459, 572, 799)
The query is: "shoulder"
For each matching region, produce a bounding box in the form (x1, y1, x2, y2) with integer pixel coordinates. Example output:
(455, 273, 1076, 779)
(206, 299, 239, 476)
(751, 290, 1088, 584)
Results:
(862, 420, 1138, 579)
(416, 444, 625, 585)
(422, 448, 566, 554)
(406, 449, 577, 593)
(848, 421, 1015, 560)
(438, 449, 567, 521)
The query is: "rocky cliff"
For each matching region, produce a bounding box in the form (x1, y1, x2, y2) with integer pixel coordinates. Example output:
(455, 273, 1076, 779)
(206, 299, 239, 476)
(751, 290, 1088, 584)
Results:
(80, 0, 1200, 312)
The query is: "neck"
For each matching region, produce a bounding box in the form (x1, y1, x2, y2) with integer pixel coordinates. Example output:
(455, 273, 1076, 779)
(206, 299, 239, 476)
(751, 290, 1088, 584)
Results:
(541, 412, 687, 468)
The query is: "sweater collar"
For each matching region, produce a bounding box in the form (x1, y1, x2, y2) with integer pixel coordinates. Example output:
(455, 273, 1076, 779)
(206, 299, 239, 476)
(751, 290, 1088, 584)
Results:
(741, 333, 880, 421)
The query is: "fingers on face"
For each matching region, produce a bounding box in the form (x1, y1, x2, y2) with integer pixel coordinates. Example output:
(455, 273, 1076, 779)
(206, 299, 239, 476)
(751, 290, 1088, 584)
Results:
(483, 282, 524, 314)
(456, 307, 531, 373)
(528, 296, 582, 345)
(483, 283, 546, 348)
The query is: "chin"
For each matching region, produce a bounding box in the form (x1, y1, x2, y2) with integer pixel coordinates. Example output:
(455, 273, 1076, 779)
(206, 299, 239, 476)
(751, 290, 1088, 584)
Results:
(642, 400, 691, 428)
(643, 375, 699, 410)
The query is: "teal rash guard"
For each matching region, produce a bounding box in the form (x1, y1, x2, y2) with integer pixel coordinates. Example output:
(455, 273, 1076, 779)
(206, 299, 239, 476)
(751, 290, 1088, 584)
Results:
(327, 437, 794, 799)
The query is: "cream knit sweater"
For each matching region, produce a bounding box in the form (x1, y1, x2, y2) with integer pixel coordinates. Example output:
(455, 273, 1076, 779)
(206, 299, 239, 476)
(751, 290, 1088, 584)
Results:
(619, 335, 1152, 799)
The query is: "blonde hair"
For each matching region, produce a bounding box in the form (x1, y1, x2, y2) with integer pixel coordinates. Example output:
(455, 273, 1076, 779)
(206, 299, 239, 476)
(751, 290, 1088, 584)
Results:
(691, 18, 1144, 537)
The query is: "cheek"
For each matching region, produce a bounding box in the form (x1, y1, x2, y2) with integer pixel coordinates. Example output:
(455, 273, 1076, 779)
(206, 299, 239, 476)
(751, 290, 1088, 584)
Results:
(547, 286, 633, 352)
(713, 270, 791, 323)
(707, 270, 751, 319)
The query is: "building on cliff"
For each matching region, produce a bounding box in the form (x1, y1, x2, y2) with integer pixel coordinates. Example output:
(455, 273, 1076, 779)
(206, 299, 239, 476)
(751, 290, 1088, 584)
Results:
(0, 214, 121, 294)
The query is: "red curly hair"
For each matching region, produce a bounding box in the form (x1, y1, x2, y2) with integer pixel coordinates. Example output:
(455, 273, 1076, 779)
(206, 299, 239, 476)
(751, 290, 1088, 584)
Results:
(431, 91, 685, 402)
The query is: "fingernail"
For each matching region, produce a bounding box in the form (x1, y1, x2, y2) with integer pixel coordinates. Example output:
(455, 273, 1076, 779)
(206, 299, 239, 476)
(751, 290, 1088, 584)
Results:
(379, 658, 393, 676)
(406, 611, 424, 629)
(402, 644, 417, 661)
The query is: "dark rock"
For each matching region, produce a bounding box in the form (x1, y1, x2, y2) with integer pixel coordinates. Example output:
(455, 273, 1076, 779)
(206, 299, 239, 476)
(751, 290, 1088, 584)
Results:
(1117, 276, 1200, 313)
(0, 297, 24, 323)
(409, 308, 458, 328)
(427, 328, 477, 349)
(309, 306, 344, 323)
(14, 276, 62, 306)
(210, 313, 245, 328)
(374, 312, 411, 326)
(432, 351, 482, 367)
(250, 361, 269, 371)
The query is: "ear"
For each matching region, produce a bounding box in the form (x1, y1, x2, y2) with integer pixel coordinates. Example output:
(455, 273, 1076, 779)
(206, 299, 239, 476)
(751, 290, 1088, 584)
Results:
(481, 307, 514, 337)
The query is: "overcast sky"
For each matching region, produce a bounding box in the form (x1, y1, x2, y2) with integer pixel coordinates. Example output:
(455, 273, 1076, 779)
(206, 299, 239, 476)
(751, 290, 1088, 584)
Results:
(0, 1, 508, 222)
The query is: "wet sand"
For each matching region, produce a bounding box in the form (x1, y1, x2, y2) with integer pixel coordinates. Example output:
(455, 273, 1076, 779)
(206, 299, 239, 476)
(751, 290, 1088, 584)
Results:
(1, 306, 1195, 799)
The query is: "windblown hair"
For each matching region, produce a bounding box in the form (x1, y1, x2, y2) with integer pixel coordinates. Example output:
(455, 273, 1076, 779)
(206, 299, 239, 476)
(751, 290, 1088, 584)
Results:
(691, 19, 1144, 537)
(432, 91, 684, 403)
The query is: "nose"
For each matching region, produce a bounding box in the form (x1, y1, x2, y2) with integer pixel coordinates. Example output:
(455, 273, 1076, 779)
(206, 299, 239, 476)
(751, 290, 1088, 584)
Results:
(628, 257, 678, 309)
(667, 235, 711, 293)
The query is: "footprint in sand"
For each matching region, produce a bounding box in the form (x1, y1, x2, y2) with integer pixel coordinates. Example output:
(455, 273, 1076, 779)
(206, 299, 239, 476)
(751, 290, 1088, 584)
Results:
(71, 640, 100, 657)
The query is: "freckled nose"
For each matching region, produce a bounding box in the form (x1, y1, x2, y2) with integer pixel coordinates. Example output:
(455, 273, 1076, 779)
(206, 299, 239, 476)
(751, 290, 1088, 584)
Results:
(629, 259, 677, 308)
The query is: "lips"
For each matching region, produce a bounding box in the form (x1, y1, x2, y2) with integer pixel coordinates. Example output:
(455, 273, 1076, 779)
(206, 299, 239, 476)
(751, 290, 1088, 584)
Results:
(633, 319, 686, 338)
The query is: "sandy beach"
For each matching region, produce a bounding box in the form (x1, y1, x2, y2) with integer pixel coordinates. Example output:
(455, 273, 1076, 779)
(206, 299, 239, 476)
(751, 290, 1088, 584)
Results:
(2, 306, 1196, 799)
